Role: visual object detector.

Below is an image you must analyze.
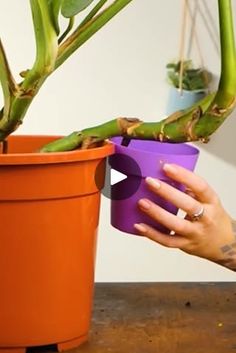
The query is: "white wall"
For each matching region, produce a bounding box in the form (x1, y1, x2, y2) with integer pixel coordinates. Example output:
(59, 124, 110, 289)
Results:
(0, 0, 236, 281)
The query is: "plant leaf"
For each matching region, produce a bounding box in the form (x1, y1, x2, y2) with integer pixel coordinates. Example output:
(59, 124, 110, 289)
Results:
(166, 63, 177, 69)
(167, 72, 179, 88)
(61, 0, 95, 18)
(189, 76, 206, 90)
(48, 0, 63, 34)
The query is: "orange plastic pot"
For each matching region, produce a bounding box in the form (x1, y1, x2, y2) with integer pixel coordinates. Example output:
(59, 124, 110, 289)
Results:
(0, 135, 114, 353)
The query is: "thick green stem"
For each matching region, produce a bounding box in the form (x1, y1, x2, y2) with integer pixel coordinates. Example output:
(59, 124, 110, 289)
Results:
(23, 0, 58, 89)
(218, 0, 236, 96)
(40, 93, 215, 152)
(41, 0, 236, 152)
(40, 118, 122, 152)
(194, 0, 236, 137)
(0, 0, 58, 139)
(0, 0, 235, 149)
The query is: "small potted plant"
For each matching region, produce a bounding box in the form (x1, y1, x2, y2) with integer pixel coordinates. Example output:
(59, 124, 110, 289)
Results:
(0, 0, 235, 352)
(166, 59, 212, 114)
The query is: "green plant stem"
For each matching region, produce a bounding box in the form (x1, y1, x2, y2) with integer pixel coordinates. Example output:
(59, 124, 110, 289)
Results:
(0, 0, 58, 140)
(218, 0, 236, 96)
(41, 0, 236, 152)
(194, 0, 236, 137)
(0, 0, 133, 141)
(23, 0, 58, 88)
(58, 16, 75, 44)
(77, 0, 108, 30)
(55, 0, 133, 69)
(0, 0, 235, 149)
(0, 39, 17, 118)
(40, 93, 214, 152)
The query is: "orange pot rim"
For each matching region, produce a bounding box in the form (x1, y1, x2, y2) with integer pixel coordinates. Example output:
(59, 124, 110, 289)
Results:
(0, 135, 114, 165)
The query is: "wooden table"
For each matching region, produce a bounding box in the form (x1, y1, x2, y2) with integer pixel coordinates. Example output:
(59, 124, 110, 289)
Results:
(30, 283, 236, 353)
(76, 283, 236, 353)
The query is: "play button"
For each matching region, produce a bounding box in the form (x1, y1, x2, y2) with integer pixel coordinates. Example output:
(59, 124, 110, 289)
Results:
(110, 169, 127, 186)
(95, 153, 142, 200)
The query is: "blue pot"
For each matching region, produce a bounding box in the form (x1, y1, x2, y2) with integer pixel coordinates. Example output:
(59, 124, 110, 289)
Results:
(166, 87, 207, 115)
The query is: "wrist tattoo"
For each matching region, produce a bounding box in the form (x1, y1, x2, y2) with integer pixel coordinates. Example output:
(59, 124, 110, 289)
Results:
(216, 220, 236, 271)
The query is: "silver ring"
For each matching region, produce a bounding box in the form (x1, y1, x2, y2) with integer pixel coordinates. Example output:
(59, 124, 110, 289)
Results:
(190, 206, 205, 222)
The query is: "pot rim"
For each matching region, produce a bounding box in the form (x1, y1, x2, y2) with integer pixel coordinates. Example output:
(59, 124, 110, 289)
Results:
(109, 137, 199, 157)
(169, 86, 208, 94)
(0, 135, 114, 165)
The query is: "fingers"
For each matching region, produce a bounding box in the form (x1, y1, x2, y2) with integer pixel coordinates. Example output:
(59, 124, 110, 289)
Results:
(163, 163, 218, 204)
(134, 164, 227, 261)
(145, 176, 203, 217)
(138, 198, 194, 235)
(134, 223, 187, 249)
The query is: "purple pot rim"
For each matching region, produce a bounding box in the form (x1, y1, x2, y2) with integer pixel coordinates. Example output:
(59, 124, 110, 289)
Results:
(109, 137, 199, 157)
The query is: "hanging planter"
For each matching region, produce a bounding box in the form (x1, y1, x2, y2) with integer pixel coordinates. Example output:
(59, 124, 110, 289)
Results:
(166, 60, 212, 115)
(166, 86, 207, 115)
(165, 0, 213, 115)
(0, 135, 113, 353)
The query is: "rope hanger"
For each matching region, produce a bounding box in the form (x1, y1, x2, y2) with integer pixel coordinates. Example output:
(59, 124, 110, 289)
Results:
(178, 0, 215, 95)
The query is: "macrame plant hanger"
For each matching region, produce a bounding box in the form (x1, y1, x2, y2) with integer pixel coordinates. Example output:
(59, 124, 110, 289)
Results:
(178, 0, 209, 96)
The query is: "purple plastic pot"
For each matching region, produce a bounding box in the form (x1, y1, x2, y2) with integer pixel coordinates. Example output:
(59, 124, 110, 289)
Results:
(109, 137, 199, 235)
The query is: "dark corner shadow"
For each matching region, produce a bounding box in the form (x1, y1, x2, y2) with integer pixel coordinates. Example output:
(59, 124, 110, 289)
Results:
(194, 112, 236, 167)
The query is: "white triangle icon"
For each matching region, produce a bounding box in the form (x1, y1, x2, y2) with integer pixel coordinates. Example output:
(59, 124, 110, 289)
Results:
(110, 169, 127, 186)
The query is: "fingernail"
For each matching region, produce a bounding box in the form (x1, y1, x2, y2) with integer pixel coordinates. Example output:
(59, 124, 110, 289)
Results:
(146, 177, 161, 188)
(139, 199, 151, 210)
(163, 163, 177, 174)
(134, 223, 147, 233)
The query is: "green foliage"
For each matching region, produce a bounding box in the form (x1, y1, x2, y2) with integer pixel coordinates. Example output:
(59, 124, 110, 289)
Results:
(61, 0, 95, 18)
(166, 60, 212, 91)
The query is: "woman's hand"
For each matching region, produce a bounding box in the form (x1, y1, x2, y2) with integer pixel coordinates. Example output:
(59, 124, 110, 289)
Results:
(134, 163, 236, 271)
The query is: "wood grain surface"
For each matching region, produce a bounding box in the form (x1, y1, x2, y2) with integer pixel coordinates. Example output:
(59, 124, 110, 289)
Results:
(30, 282, 236, 353)
(76, 282, 236, 353)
